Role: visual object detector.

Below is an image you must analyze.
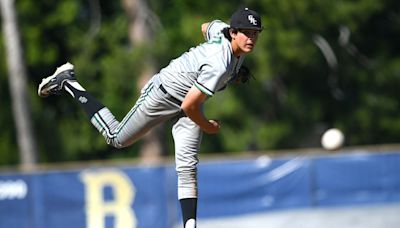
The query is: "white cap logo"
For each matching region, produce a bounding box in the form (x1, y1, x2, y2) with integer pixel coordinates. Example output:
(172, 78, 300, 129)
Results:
(248, 15, 258, 25)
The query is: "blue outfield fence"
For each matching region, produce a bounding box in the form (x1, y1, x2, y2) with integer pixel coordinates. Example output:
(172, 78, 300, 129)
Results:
(1, 150, 400, 228)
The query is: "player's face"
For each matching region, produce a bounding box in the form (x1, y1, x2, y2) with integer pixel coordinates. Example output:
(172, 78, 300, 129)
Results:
(235, 29, 260, 53)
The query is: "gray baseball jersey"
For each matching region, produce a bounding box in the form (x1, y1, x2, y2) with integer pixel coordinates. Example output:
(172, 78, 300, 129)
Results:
(157, 20, 245, 101)
(89, 19, 245, 200)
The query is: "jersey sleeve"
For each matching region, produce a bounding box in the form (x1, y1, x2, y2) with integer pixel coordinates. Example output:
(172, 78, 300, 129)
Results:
(194, 59, 226, 97)
(205, 20, 229, 42)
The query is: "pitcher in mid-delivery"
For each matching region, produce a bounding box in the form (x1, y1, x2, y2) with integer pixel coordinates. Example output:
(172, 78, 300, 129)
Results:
(38, 7, 262, 228)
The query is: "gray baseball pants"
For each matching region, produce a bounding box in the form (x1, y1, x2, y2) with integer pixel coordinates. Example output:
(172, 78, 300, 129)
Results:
(90, 75, 202, 199)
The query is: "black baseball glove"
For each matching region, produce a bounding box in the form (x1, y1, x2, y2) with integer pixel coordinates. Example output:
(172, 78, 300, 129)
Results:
(233, 65, 255, 84)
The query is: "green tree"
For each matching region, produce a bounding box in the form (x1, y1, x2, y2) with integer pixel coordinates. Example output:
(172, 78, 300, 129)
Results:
(1, 0, 400, 166)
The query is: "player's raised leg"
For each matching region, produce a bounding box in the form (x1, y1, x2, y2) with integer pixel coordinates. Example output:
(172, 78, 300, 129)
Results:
(38, 62, 181, 148)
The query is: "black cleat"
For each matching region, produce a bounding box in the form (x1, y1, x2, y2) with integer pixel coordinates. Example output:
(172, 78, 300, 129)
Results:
(38, 62, 76, 97)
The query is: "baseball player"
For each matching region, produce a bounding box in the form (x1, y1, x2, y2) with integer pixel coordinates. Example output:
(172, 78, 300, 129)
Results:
(38, 7, 262, 228)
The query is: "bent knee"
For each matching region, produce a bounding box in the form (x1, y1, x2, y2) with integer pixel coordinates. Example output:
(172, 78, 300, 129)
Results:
(106, 138, 130, 149)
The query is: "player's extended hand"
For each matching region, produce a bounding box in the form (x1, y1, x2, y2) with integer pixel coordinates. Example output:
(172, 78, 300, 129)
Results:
(204, 119, 220, 134)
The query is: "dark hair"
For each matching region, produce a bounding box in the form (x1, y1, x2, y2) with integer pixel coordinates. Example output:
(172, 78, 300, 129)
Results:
(222, 27, 238, 42)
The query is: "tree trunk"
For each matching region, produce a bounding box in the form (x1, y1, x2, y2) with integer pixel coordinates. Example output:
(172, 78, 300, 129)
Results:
(121, 0, 164, 164)
(0, 0, 38, 171)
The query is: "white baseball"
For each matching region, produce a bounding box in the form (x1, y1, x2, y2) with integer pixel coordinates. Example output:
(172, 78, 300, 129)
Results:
(321, 128, 344, 150)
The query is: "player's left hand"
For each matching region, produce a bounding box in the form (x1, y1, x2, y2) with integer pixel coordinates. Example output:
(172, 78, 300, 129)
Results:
(234, 66, 254, 84)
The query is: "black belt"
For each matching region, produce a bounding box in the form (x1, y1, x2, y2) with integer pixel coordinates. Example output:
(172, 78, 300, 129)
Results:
(159, 84, 182, 105)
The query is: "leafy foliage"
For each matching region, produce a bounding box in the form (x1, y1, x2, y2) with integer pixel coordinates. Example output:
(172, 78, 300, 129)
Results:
(1, 0, 400, 164)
